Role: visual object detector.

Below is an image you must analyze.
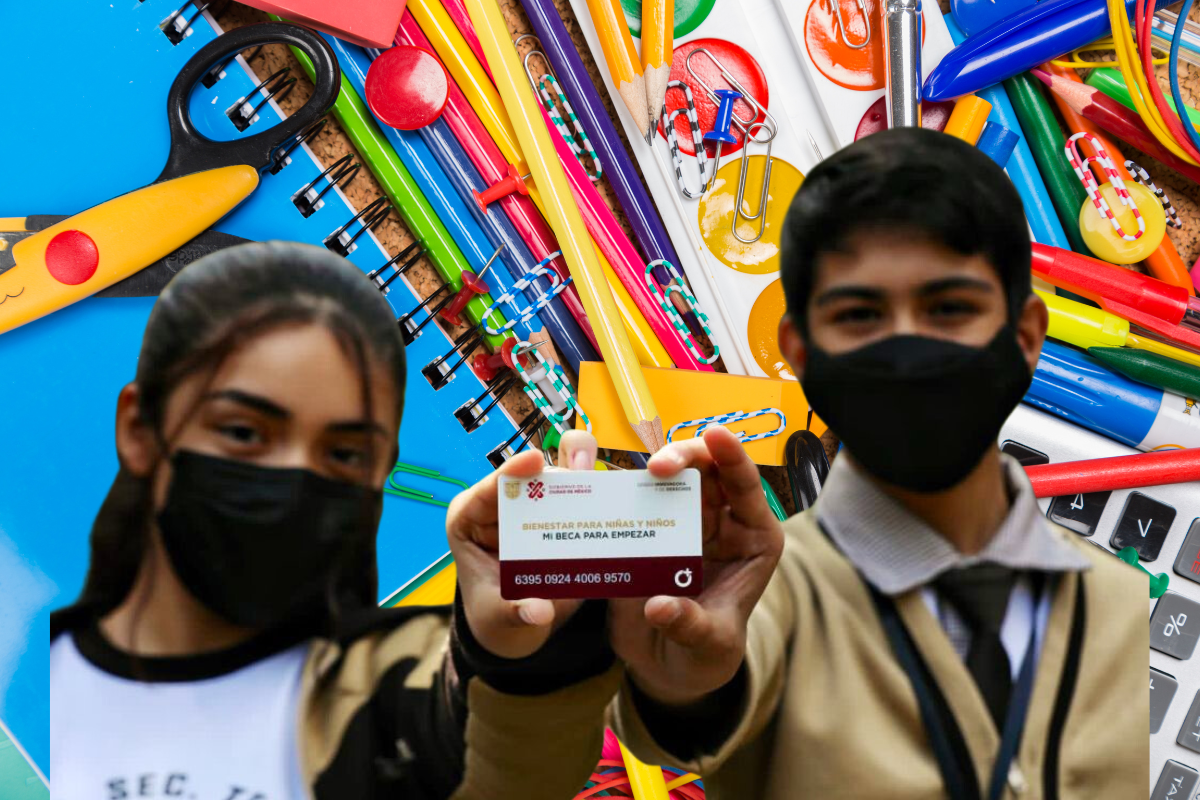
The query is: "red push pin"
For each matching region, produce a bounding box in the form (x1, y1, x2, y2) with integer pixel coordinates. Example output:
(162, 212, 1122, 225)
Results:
(365, 45, 450, 131)
(439, 244, 504, 327)
(473, 163, 532, 212)
(472, 340, 547, 383)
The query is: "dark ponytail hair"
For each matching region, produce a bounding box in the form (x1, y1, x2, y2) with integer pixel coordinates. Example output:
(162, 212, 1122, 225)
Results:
(51, 242, 406, 636)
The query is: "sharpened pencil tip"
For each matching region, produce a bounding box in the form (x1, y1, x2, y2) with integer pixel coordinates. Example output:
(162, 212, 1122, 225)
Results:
(644, 127, 655, 145)
(1030, 68, 1051, 85)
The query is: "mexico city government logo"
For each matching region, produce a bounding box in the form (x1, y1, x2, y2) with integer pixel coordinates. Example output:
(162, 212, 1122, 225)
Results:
(526, 479, 545, 500)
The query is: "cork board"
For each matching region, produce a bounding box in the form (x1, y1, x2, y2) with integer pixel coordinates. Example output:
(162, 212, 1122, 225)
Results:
(210, 0, 1200, 513)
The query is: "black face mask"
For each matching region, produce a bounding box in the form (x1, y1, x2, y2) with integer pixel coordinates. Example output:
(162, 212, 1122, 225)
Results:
(800, 328, 1032, 493)
(157, 450, 383, 630)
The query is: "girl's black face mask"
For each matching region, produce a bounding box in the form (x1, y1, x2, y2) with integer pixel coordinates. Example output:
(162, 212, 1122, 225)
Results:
(799, 328, 1032, 493)
(157, 450, 383, 630)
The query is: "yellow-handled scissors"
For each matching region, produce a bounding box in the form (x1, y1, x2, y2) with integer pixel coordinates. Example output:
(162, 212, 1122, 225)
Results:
(0, 22, 340, 335)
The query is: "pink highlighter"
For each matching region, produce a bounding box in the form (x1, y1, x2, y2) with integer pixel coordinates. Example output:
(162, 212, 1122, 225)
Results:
(238, 0, 409, 49)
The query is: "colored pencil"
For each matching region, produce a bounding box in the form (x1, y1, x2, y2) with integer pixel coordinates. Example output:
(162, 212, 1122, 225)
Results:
(1087, 66, 1200, 128)
(1003, 72, 1095, 257)
(465, 0, 665, 451)
(1025, 447, 1200, 497)
(584, 0, 653, 140)
(594, 239, 675, 367)
(439, 0, 493, 82)
(1042, 61, 1193, 296)
(642, 0, 674, 145)
(278, 23, 510, 350)
(395, 14, 597, 344)
(944, 14, 1072, 251)
(1032, 68, 1200, 185)
(1089, 346, 1200, 400)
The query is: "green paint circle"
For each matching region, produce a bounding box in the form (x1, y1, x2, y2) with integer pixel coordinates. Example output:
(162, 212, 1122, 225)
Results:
(620, 0, 717, 39)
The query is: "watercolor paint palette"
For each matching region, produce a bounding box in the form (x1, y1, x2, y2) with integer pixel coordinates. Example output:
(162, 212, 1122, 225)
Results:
(568, 0, 827, 380)
(776, 0, 958, 148)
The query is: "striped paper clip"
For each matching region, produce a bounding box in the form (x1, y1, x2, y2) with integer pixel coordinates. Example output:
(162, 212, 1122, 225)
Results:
(1065, 132, 1145, 241)
(518, 36, 602, 182)
(1125, 160, 1183, 229)
(645, 258, 720, 364)
(481, 251, 574, 335)
(667, 408, 786, 444)
(662, 80, 708, 199)
(511, 339, 591, 434)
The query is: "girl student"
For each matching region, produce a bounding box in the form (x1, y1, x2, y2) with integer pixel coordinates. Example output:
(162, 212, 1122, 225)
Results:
(49, 242, 620, 800)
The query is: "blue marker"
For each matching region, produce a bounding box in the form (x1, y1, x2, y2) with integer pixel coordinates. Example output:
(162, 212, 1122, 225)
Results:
(1025, 340, 1200, 451)
(976, 122, 1019, 167)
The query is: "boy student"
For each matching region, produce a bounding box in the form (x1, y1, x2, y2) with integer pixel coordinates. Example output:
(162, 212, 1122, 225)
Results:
(448, 127, 1148, 799)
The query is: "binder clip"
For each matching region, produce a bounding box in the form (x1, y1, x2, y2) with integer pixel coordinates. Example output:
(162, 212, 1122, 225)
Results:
(667, 407, 786, 444)
(228, 67, 296, 132)
(662, 80, 709, 199)
(160, 1, 211, 46)
(294, 153, 362, 217)
(365, 240, 423, 295)
(518, 35, 603, 181)
(833, 0, 872, 49)
(271, 117, 327, 175)
(786, 429, 830, 512)
(324, 195, 391, 257)
(480, 252, 573, 335)
(645, 258, 719, 364)
(473, 164, 531, 213)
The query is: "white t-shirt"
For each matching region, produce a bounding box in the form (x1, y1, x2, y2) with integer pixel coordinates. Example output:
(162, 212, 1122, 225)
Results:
(50, 626, 309, 800)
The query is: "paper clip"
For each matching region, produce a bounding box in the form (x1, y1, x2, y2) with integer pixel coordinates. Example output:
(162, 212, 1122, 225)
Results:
(833, 0, 872, 49)
(480, 252, 573, 335)
(732, 121, 775, 244)
(667, 408, 786, 444)
(1125, 160, 1183, 229)
(518, 35, 602, 181)
(662, 80, 709, 199)
(385, 461, 470, 508)
(512, 338, 591, 434)
(645, 259, 719, 364)
(685, 48, 778, 143)
(1065, 132, 1145, 241)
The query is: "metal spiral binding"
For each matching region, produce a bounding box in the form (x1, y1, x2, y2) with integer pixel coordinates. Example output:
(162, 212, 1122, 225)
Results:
(455, 373, 519, 433)
(324, 195, 391, 257)
(423, 328, 486, 390)
(397, 285, 455, 345)
(270, 117, 327, 175)
(227, 67, 297, 132)
(294, 153, 361, 217)
(366, 241, 424, 295)
(202, 44, 264, 89)
(488, 411, 545, 468)
(160, 1, 210, 46)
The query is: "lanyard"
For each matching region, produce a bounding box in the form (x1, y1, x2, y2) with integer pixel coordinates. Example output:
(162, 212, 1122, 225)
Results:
(869, 582, 1040, 800)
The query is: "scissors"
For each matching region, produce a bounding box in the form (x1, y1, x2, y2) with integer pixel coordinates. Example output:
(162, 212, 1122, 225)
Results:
(0, 22, 339, 334)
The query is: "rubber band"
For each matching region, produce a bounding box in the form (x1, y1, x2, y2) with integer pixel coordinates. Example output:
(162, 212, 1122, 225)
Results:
(1065, 132, 1145, 240)
(1137, 0, 1200, 161)
(645, 258, 720, 364)
(667, 407, 786, 444)
(1125, 160, 1183, 228)
(1049, 36, 1170, 68)
(480, 252, 574, 335)
(1168, 0, 1200, 156)
(535, 73, 602, 181)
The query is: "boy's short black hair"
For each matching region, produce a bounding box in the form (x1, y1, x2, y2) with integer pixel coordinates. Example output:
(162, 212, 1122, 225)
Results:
(779, 127, 1031, 338)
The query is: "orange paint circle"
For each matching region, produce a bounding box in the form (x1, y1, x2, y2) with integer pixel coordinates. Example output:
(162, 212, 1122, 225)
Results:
(747, 279, 794, 380)
(659, 38, 769, 158)
(697, 155, 803, 274)
(804, 0, 925, 91)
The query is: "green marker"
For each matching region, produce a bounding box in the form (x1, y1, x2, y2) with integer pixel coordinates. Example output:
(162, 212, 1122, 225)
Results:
(1086, 67, 1200, 129)
(277, 19, 510, 350)
(1089, 346, 1200, 400)
(1004, 72, 1095, 258)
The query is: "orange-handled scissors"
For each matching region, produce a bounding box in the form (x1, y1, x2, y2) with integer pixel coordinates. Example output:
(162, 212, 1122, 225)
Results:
(0, 22, 340, 335)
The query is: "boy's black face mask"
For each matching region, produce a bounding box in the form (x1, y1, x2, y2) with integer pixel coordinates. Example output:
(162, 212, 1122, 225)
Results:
(799, 328, 1032, 493)
(156, 450, 383, 630)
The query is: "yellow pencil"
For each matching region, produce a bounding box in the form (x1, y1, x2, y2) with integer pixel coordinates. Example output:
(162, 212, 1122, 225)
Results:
(466, 0, 664, 451)
(585, 0, 653, 141)
(642, 0, 673, 145)
(597, 241, 674, 368)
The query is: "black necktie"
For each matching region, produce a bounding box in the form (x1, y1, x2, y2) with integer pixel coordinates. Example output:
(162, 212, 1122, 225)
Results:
(933, 564, 1019, 730)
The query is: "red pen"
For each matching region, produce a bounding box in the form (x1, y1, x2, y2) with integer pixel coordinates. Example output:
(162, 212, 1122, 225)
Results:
(1032, 243, 1200, 350)
(1025, 447, 1200, 497)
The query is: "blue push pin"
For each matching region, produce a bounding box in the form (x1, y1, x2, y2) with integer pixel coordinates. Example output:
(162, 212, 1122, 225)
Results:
(704, 88, 742, 192)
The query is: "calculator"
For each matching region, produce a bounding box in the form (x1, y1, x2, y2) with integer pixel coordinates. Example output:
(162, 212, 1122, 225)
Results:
(999, 403, 1200, 799)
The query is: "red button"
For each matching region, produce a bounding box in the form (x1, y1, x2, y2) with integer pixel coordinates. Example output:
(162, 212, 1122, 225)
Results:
(45, 230, 99, 285)
(365, 45, 450, 131)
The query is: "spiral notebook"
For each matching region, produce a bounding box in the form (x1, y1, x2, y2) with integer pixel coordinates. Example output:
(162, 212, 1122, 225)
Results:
(0, 0, 525, 778)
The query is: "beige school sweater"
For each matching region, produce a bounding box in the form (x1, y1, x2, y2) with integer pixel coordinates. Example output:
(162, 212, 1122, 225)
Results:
(612, 511, 1149, 799)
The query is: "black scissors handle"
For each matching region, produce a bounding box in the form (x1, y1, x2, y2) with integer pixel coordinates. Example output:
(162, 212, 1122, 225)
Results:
(156, 22, 339, 183)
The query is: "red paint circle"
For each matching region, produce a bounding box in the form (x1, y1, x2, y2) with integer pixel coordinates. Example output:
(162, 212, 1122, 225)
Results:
(658, 38, 769, 158)
(365, 45, 449, 130)
(45, 230, 99, 285)
(804, 0, 925, 91)
(854, 97, 958, 140)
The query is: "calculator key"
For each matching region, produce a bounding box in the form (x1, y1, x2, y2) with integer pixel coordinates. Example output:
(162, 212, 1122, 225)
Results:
(1152, 593, 1200, 660)
(1110, 492, 1175, 561)
(1152, 760, 1199, 800)
(1178, 692, 1200, 753)
(1046, 491, 1112, 536)
(1000, 441, 1049, 466)
(1152, 668, 1179, 734)
(1175, 519, 1200, 584)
